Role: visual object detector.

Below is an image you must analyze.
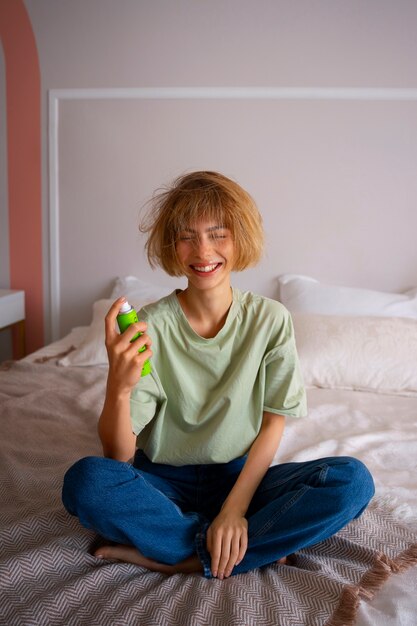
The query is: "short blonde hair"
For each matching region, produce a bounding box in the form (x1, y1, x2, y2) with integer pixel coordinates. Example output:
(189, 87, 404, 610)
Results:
(139, 171, 264, 277)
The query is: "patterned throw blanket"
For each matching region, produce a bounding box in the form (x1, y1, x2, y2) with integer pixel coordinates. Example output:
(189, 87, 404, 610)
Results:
(0, 362, 416, 626)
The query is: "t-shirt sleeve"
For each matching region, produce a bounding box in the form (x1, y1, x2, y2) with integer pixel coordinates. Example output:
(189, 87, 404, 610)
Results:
(130, 371, 163, 435)
(262, 309, 307, 418)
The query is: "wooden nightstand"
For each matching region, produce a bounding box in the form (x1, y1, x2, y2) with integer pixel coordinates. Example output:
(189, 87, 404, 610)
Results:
(0, 289, 26, 359)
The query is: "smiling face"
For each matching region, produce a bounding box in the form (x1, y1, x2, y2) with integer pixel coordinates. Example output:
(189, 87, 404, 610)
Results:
(176, 221, 235, 290)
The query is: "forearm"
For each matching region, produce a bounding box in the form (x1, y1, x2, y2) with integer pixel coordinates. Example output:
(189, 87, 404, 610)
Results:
(98, 381, 137, 462)
(222, 413, 285, 516)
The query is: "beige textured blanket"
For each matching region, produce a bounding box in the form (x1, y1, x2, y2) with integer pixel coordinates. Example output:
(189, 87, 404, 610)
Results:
(0, 361, 416, 626)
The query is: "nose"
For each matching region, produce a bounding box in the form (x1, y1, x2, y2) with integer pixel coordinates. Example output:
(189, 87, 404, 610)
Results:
(194, 235, 214, 257)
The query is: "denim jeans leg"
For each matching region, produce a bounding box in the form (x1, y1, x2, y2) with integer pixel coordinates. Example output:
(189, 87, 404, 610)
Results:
(199, 456, 374, 577)
(62, 456, 206, 565)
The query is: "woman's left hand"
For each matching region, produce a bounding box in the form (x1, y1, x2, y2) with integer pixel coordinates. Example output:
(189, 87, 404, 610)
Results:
(206, 508, 248, 579)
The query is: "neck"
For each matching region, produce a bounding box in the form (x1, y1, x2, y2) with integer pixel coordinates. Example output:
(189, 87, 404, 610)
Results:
(177, 282, 233, 338)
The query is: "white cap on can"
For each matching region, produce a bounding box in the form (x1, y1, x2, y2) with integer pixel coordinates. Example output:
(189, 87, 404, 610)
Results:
(119, 301, 132, 313)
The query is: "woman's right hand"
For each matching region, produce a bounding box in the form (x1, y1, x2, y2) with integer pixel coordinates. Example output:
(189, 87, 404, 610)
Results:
(104, 297, 153, 395)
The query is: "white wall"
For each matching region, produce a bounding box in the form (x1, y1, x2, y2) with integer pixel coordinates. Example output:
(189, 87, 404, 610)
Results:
(25, 0, 417, 87)
(21, 0, 417, 337)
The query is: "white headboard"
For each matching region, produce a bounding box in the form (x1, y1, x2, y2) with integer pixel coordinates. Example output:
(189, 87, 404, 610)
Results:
(50, 87, 417, 339)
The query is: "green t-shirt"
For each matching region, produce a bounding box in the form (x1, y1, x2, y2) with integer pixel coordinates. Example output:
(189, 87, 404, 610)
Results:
(130, 288, 307, 465)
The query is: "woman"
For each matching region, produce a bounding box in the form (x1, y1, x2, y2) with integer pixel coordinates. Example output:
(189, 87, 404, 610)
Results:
(62, 171, 374, 579)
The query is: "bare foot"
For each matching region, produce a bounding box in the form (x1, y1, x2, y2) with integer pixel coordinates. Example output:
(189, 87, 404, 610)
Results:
(94, 544, 203, 575)
(277, 556, 287, 565)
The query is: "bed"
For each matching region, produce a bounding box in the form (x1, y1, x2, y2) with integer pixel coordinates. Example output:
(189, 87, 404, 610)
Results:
(0, 274, 416, 626)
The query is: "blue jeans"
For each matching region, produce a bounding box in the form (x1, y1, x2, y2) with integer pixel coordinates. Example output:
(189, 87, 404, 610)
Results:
(62, 451, 374, 578)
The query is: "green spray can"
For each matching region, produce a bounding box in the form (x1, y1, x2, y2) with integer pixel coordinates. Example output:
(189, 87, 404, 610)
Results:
(116, 301, 151, 377)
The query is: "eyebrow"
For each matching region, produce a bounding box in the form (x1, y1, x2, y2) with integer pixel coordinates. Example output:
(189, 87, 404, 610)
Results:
(181, 225, 228, 233)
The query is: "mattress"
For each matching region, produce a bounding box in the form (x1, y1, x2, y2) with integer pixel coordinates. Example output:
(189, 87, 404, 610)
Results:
(0, 328, 414, 625)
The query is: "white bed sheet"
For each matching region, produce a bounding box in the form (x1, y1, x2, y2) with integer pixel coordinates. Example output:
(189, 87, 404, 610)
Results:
(23, 331, 417, 625)
(277, 386, 417, 625)
(278, 387, 417, 525)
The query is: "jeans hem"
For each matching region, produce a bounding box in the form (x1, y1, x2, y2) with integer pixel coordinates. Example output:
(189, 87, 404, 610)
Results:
(195, 522, 212, 579)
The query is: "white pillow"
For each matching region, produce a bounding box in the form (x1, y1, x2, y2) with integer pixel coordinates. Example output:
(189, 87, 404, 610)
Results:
(111, 276, 172, 302)
(59, 278, 172, 367)
(279, 274, 417, 318)
(293, 313, 417, 396)
(59, 299, 136, 367)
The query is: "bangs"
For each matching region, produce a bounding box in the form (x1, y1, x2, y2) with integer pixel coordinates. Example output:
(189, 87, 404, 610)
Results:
(167, 183, 234, 236)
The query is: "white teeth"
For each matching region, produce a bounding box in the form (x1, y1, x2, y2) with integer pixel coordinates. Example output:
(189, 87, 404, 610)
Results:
(192, 263, 219, 273)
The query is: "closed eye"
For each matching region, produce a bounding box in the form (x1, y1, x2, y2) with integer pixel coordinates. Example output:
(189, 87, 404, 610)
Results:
(177, 228, 230, 242)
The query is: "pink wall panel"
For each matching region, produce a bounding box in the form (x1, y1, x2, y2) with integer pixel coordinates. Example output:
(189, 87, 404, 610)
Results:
(0, 0, 44, 355)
